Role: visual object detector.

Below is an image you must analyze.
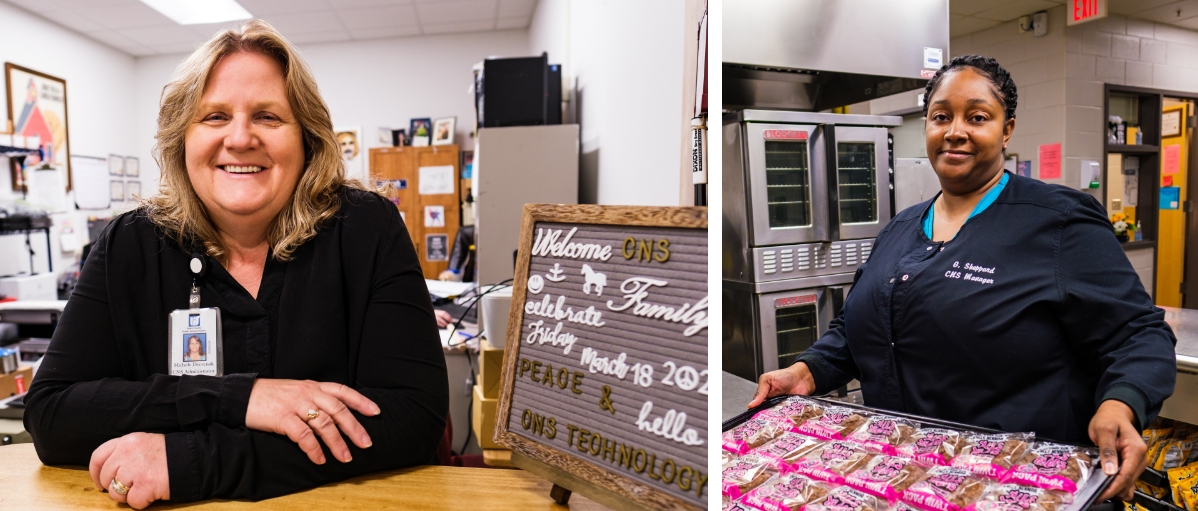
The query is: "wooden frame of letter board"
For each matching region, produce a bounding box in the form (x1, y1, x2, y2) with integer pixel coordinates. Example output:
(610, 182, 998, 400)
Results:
(494, 204, 707, 511)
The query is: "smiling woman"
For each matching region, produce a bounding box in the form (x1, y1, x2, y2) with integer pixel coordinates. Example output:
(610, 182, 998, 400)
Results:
(749, 54, 1177, 504)
(23, 20, 448, 509)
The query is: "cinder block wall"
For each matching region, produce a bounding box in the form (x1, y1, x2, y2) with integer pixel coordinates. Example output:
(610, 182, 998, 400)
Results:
(950, 5, 1198, 202)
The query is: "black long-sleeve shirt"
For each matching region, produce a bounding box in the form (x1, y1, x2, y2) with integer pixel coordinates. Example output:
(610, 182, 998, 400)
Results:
(798, 172, 1177, 442)
(24, 187, 449, 502)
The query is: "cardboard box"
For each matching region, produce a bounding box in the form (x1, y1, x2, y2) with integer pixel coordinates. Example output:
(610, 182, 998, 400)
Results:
(471, 384, 501, 449)
(477, 339, 505, 399)
(0, 365, 33, 398)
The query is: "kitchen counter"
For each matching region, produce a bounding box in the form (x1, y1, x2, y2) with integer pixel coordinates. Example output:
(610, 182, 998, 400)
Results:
(1161, 306, 1198, 372)
(722, 371, 759, 423)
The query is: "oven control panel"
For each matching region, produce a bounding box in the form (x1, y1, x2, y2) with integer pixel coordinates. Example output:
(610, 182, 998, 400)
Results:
(754, 239, 873, 282)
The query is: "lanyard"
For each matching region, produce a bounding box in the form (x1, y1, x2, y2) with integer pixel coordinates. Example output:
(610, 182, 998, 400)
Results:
(189, 253, 207, 309)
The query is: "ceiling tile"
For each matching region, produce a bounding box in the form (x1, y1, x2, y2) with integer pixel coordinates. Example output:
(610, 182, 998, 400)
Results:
(74, 2, 174, 29)
(348, 24, 423, 39)
(338, 4, 419, 29)
(950, 0, 1009, 16)
(1109, 0, 1186, 15)
(237, 0, 333, 16)
(1133, 0, 1198, 23)
(327, 0, 413, 8)
(83, 29, 143, 48)
(420, 19, 494, 34)
(496, 16, 528, 29)
(149, 42, 205, 55)
(188, 21, 251, 40)
(22, 5, 110, 33)
(972, 0, 1063, 21)
(497, 0, 535, 18)
(120, 25, 206, 46)
(259, 10, 346, 33)
(285, 28, 352, 44)
(52, 0, 139, 8)
(416, 0, 496, 24)
(950, 15, 1003, 37)
(1171, 14, 1198, 29)
(122, 45, 159, 57)
(5, 0, 62, 13)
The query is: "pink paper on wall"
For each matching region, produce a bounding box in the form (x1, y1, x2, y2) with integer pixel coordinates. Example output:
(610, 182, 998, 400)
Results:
(1039, 143, 1061, 179)
(1164, 144, 1181, 176)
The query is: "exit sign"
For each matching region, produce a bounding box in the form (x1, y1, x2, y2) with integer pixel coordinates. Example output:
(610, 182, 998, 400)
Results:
(1068, 0, 1107, 25)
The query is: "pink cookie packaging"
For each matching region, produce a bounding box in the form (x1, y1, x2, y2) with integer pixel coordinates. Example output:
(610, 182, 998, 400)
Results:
(771, 396, 826, 425)
(754, 431, 825, 469)
(803, 486, 886, 511)
(795, 406, 872, 441)
(901, 465, 989, 511)
(965, 483, 1066, 511)
(897, 428, 965, 467)
(788, 440, 873, 485)
(999, 443, 1095, 497)
(951, 432, 1034, 479)
(724, 454, 779, 500)
(725, 411, 794, 455)
(848, 415, 921, 455)
(845, 455, 926, 502)
(742, 473, 831, 511)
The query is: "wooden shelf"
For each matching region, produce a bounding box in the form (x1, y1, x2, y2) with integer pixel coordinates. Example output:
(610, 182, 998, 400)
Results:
(1107, 144, 1158, 153)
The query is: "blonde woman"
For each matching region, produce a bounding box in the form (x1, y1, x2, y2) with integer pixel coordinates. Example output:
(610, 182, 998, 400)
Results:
(24, 21, 447, 509)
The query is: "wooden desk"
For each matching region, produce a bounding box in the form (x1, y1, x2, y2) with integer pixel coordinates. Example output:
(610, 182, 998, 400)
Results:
(0, 443, 610, 510)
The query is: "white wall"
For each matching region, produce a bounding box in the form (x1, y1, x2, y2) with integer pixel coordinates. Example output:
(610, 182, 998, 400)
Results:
(134, 29, 530, 192)
(529, 0, 686, 206)
(0, 1, 138, 278)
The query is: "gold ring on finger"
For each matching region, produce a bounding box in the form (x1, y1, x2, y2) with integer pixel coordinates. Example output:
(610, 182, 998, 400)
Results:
(110, 477, 130, 495)
(306, 409, 320, 422)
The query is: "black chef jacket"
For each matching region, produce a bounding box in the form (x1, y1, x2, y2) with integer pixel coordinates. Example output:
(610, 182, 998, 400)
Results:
(24, 187, 449, 502)
(797, 172, 1177, 442)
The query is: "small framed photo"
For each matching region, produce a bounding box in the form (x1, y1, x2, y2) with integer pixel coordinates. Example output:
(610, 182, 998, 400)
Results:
(1163, 110, 1182, 137)
(425, 233, 449, 262)
(126, 180, 141, 201)
(432, 117, 455, 146)
(125, 156, 139, 177)
(377, 127, 393, 145)
(410, 118, 431, 147)
(108, 155, 124, 176)
(110, 180, 124, 202)
(392, 128, 407, 147)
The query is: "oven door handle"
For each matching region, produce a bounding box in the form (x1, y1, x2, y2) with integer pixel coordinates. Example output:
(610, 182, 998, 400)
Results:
(829, 285, 845, 317)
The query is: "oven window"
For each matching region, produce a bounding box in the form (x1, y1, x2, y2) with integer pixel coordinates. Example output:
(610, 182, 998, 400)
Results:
(837, 142, 877, 224)
(776, 303, 818, 370)
(765, 141, 812, 228)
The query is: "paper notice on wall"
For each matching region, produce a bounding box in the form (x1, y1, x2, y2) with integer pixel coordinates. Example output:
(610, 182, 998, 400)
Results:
(418, 165, 455, 195)
(424, 205, 445, 227)
(1039, 143, 1062, 179)
(1124, 174, 1138, 207)
(1164, 144, 1181, 176)
(1162, 186, 1181, 210)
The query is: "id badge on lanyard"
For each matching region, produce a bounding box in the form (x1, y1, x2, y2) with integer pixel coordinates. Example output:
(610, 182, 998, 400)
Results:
(169, 254, 223, 376)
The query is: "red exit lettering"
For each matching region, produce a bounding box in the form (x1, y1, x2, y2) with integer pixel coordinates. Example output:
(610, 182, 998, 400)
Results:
(775, 295, 817, 308)
(763, 130, 808, 140)
(1069, 0, 1106, 25)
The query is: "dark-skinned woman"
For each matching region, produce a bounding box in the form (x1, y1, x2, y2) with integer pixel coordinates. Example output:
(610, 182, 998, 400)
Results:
(748, 55, 1176, 502)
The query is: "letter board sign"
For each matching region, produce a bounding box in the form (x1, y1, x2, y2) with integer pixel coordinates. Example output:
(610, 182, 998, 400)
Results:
(495, 204, 709, 510)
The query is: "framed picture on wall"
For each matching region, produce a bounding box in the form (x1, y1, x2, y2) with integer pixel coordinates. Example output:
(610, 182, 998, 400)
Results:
(126, 156, 139, 177)
(126, 180, 140, 201)
(334, 126, 365, 181)
(432, 117, 455, 146)
(410, 118, 431, 147)
(109, 180, 124, 202)
(1163, 110, 1182, 137)
(108, 154, 124, 176)
(6, 63, 72, 191)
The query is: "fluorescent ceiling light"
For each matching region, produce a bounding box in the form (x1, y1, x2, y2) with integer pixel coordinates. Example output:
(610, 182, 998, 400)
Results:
(139, 0, 253, 25)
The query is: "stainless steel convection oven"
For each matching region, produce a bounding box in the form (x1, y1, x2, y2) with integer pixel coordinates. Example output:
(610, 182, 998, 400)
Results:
(723, 111, 900, 383)
(721, 0, 949, 387)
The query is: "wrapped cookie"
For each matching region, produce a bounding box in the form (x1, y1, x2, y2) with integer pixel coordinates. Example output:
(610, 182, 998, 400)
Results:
(952, 432, 1033, 479)
(795, 406, 871, 441)
(753, 431, 824, 468)
(901, 465, 988, 511)
(1166, 463, 1198, 510)
(724, 455, 779, 500)
(726, 497, 757, 511)
(848, 415, 920, 455)
(789, 440, 873, 485)
(846, 455, 926, 502)
(803, 486, 884, 511)
(1000, 442, 1095, 496)
(742, 473, 830, 511)
(724, 449, 739, 467)
(965, 483, 1065, 511)
(767, 395, 825, 425)
(725, 411, 793, 454)
(898, 428, 965, 467)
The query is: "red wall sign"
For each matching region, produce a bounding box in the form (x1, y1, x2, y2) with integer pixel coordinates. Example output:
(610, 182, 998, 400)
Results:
(775, 295, 817, 308)
(763, 130, 809, 140)
(1068, 0, 1107, 26)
